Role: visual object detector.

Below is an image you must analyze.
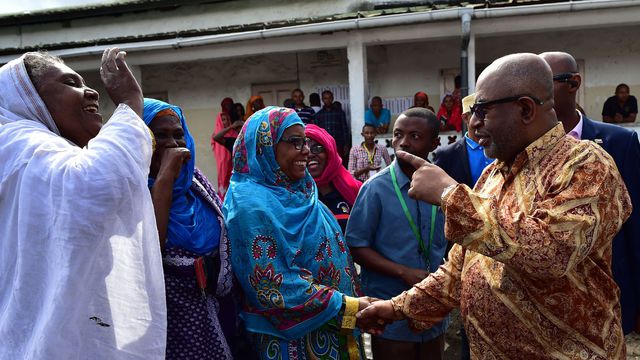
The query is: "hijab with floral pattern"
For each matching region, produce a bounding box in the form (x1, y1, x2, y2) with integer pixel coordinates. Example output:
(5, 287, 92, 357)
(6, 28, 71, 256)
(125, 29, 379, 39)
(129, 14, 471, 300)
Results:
(223, 106, 360, 339)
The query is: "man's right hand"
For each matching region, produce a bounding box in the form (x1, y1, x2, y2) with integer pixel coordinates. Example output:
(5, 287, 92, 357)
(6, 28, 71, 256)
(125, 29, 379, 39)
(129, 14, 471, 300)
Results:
(400, 266, 429, 286)
(356, 300, 403, 335)
(100, 47, 144, 117)
(157, 148, 191, 182)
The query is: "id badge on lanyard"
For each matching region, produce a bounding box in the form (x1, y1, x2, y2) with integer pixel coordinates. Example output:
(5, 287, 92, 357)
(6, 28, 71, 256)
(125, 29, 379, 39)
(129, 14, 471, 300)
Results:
(390, 164, 437, 271)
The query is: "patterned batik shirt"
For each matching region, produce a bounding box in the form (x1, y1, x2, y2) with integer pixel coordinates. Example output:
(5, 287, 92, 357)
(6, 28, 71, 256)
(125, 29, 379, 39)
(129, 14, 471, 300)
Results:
(391, 123, 632, 359)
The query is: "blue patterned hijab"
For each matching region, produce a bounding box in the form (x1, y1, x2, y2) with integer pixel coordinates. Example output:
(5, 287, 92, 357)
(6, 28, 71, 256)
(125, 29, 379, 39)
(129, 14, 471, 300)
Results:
(223, 106, 360, 340)
(143, 98, 220, 255)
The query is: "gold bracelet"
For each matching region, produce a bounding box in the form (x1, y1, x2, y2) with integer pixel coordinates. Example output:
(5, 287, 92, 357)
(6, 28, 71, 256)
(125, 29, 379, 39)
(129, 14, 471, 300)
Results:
(341, 296, 359, 330)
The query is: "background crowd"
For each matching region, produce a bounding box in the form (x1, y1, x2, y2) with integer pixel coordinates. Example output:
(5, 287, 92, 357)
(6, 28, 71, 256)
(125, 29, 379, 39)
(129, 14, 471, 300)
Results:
(0, 46, 638, 360)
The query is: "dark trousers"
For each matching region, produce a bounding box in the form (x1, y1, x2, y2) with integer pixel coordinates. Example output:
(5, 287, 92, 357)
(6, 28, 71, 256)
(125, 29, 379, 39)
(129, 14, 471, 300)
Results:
(460, 326, 471, 360)
(371, 334, 444, 360)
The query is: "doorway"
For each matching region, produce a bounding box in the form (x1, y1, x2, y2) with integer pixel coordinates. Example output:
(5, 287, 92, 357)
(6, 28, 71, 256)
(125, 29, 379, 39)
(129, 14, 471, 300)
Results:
(251, 81, 298, 107)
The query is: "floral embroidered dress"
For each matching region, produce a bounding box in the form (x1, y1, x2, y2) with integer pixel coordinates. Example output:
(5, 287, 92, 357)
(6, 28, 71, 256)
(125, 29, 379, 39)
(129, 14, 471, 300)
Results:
(223, 106, 363, 360)
(390, 124, 632, 359)
(143, 99, 233, 360)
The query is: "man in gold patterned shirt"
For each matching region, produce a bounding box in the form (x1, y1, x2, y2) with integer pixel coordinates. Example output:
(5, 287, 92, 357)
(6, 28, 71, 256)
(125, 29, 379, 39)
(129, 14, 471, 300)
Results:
(358, 53, 632, 359)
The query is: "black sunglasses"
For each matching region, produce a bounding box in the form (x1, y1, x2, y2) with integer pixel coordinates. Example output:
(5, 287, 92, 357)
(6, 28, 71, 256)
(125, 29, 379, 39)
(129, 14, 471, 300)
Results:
(280, 136, 309, 151)
(470, 95, 544, 120)
(552, 72, 578, 83)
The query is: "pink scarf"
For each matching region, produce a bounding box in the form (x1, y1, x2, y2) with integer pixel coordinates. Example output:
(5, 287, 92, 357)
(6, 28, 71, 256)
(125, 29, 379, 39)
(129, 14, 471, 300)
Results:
(305, 124, 362, 206)
(212, 98, 237, 198)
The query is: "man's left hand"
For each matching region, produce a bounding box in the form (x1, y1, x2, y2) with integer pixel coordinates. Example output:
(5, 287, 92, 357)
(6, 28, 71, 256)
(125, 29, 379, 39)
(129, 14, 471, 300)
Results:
(395, 150, 458, 205)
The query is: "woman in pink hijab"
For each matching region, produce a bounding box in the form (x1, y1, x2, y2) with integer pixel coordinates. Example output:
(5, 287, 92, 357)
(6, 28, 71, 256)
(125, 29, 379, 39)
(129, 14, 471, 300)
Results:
(211, 97, 242, 198)
(305, 124, 362, 233)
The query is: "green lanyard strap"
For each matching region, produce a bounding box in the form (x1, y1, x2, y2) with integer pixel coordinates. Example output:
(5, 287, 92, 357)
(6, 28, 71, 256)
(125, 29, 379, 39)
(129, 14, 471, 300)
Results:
(390, 165, 437, 268)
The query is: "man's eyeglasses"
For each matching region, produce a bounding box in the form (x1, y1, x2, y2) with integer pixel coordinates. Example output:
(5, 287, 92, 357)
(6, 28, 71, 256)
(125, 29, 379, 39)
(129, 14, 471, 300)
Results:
(470, 95, 544, 121)
(280, 136, 309, 151)
(552, 72, 578, 83)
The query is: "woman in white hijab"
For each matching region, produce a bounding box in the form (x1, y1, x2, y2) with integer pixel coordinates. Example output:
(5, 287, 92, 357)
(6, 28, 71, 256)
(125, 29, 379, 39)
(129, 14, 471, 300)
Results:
(0, 49, 166, 359)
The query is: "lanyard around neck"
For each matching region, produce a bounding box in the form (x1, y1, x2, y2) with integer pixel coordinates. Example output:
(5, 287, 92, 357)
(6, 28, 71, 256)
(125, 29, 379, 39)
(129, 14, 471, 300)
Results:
(390, 164, 436, 268)
(363, 144, 376, 165)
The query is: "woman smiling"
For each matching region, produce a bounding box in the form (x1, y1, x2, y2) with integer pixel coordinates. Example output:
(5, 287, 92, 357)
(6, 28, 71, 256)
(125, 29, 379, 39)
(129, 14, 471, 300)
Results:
(305, 124, 362, 233)
(143, 98, 233, 359)
(223, 106, 376, 359)
(0, 49, 165, 358)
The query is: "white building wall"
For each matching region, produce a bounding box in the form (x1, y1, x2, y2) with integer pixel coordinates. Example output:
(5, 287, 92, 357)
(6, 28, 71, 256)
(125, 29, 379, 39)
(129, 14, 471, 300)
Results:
(137, 50, 348, 182)
(64, 23, 640, 188)
(367, 38, 461, 108)
(475, 25, 640, 119)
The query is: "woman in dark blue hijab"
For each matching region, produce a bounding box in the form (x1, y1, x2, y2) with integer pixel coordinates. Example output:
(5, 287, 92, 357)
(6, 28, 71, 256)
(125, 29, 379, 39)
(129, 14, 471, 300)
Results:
(143, 98, 234, 359)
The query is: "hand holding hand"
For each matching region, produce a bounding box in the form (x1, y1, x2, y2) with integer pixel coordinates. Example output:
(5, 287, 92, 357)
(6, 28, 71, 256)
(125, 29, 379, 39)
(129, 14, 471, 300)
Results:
(100, 47, 143, 117)
(356, 300, 402, 335)
(157, 148, 191, 181)
(395, 150, 457, 205)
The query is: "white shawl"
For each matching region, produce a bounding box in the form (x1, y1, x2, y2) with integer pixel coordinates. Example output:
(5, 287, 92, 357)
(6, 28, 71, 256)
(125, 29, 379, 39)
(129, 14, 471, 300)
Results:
(0, 56, 166, 359)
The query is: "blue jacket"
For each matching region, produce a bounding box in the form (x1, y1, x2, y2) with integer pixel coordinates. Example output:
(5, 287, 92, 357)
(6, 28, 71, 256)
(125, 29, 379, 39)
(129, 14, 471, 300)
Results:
(582, 116, 640, 334)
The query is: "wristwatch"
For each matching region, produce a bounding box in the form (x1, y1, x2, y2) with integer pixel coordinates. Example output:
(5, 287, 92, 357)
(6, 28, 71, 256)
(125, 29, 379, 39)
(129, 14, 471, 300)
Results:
(441, 184, 458, 203)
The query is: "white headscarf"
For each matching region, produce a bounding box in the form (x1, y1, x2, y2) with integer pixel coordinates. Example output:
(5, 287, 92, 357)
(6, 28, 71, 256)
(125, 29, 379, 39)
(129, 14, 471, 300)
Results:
(0, 54, 61, 134)
(0, 55, 166, 359)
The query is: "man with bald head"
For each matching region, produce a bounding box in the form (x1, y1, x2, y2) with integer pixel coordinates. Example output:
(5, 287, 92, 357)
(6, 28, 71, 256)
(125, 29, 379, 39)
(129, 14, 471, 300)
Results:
(357, 53, 631, 359)
(541, 51, 640, 336)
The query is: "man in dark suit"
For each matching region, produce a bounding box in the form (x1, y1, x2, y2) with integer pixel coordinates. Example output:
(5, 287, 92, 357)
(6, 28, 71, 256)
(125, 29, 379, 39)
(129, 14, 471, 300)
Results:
(541, 51, 640, 335)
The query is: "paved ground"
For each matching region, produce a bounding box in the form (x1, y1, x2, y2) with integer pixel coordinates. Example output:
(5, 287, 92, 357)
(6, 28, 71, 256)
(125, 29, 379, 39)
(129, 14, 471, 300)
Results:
(443, 309, 462, 359)
(626, 332, 640, 359)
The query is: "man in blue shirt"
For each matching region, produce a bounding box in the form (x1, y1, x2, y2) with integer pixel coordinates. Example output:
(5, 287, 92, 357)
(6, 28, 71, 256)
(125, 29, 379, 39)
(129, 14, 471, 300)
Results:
(346, 107, 449, 360)
(365, 96, 391, 134)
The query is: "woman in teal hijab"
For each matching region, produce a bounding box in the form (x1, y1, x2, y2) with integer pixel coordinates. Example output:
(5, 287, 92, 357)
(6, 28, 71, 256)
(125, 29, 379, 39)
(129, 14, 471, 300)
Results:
(223, 106, 372, 359)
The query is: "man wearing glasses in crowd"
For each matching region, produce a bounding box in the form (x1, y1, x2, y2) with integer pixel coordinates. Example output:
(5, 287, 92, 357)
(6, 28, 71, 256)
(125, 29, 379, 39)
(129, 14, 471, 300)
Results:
(541, 51, 640, 338)
(357, 53, 631, 359)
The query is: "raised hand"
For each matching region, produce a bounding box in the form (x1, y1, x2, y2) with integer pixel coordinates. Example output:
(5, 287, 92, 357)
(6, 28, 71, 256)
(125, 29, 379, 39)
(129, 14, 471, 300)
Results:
(157, 147, 191, 182)
(356, 300, 403, 335)
(395, 150, 458, 205)
(100, 47, 143, 117)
